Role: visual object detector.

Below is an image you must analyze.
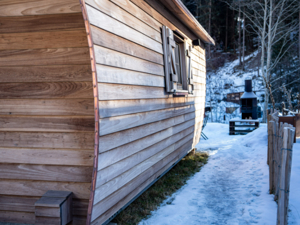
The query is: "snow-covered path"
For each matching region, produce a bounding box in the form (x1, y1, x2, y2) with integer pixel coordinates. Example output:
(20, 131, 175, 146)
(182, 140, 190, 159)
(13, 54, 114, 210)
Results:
(140, 123, 277, 225)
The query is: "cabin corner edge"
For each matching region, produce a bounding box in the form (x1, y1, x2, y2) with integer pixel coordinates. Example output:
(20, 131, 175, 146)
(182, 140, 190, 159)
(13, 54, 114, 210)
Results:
(79, 1, 100, 224)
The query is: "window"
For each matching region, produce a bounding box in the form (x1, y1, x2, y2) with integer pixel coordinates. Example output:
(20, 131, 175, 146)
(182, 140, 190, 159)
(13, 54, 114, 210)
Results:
(174, 43, 182, 85)
(162, 26, 194, 95)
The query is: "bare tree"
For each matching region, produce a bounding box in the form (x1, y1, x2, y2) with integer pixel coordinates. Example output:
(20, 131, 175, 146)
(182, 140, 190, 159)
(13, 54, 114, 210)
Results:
(242, 7, 245, 70)
(226, 0, 300, 122)
(232, 9, 236, 54)
(208, 0, 212, 59)
(238, 1, 242, 66)
(225, 5, 228, 51)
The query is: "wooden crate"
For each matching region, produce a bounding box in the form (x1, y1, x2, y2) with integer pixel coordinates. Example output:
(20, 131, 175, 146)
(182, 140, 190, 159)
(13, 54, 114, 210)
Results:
(35, 191, 72, 225)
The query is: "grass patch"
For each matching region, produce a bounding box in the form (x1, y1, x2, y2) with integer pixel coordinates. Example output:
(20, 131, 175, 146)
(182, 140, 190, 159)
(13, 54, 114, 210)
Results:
(111, 151, 209, 225)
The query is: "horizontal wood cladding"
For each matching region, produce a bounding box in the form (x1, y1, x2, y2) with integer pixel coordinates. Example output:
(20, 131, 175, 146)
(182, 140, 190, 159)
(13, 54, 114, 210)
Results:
(99, 112, 195, 153)
(0, 82, 93, 99)
(98, 83, 166, 100)
(130, 0, 197, 39)
(98, 119, 195, 167)
(0, 148, 93, 166)
(35, 216, 86, 225)
(0, 29, 88, 50)
(94, 46, 164, 76)
(96, 127, 194, 187)
(84, 0, 207, 223)
(91, 26, 163, 65)
(0, 180, 90, 200)
(86, 0, 162, 43)
(0, 195, 88, 216)
(0, 164, 93, 183)
(99, 97, 198, 118)
(99, 104, 196, 135)
(96, 65, 164, 87)
(0, 132, 94, 149)
(192, 61, 205, 72)
(0, 13, 85, 34)
(86, 5, 163, 54)
(194, 76, 206, 85)
(0, 1, 94, 224)
(127, 0, 179, 36)
(0, 48, 90, 67)
(0, 211, 35, 224)
(0, 99, 94, 116)
(0, 0, 81, 16)
(0, 116, 94, 132)
(0, 196, 38, 213)
(191, 52, 205, 66)
(110, 0, 162, 31)
(192, 67, 205, 77)
(0, 65, 92, 83)
(93, 134, 193, 206)
(91, 139, 193, 223)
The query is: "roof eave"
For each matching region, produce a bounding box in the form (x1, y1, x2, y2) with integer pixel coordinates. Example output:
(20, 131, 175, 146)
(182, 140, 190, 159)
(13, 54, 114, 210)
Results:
(157, 0, 215, 45)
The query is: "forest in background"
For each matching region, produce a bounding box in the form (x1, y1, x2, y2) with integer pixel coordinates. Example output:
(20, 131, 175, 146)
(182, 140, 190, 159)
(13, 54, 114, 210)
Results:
(182, 0, 300, 120)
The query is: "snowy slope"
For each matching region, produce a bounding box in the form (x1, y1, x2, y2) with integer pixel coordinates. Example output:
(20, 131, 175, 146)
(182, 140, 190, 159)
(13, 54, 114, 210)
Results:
(206, 51, 264, 123)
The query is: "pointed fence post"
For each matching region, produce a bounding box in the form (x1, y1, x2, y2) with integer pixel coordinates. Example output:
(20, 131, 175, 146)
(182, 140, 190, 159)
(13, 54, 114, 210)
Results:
(272, 121, 277, 191)
(284, 126, 295, 225)
(277, 127, 295, 225)
(274, 122, 281, 200)
(269, 121, 275, 193)
(277, 127, 289, 225)
(275, 122, 286, 201)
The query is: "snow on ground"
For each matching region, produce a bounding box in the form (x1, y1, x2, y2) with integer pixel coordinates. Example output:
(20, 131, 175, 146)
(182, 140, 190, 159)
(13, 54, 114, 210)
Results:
(140, 123, 277, 225)
(288, 137, 300, 224)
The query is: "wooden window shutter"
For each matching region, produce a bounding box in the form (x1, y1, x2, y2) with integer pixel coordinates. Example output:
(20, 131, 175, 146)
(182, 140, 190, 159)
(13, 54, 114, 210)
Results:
(185, 42, 194, 94)
(162, 26, 178, 93)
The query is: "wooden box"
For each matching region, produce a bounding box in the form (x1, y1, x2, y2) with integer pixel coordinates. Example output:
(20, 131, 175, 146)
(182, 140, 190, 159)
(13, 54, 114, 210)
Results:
(35, 191, 73, 225)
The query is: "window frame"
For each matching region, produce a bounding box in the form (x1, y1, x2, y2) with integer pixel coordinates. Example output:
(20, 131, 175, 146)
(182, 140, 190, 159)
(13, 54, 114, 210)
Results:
(162, 26, 194, 96)
(173, 33, 187, 92)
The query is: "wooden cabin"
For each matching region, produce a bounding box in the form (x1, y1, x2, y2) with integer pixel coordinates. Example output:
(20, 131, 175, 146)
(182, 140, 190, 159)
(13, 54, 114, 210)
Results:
(0, 0, 214, 224)
(227, 92, 244, 104)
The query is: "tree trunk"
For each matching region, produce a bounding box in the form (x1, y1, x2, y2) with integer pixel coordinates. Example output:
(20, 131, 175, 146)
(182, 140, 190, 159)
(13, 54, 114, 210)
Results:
(238, 1, 242, 66)
(225, 5, 228, 51)
(263, 89, 269, 122)
(261, 0, 268, 123)
(242, 8, 245, 70)
(208, 0, 212, 59)
(209, 85, 213, 122)
(232, 9, 236, 54)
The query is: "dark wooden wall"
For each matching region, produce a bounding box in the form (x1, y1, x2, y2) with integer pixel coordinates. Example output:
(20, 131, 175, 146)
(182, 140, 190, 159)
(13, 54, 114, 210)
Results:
(84, 0, 207, 224)
(0, 0, 94, 224)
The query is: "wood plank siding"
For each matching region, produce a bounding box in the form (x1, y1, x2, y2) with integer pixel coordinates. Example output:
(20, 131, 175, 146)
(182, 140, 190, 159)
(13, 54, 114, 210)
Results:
(0, 0, 93, 224)
(83, 0, 207, 224)
(0, 0, 208, 224)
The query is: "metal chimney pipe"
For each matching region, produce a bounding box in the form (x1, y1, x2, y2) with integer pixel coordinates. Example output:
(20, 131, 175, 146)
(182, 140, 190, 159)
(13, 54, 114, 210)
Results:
(245, 79, 252, 92)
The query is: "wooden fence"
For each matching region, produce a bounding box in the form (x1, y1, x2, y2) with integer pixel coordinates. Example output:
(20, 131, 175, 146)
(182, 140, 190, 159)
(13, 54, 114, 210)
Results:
(267, 113, 295, 225)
